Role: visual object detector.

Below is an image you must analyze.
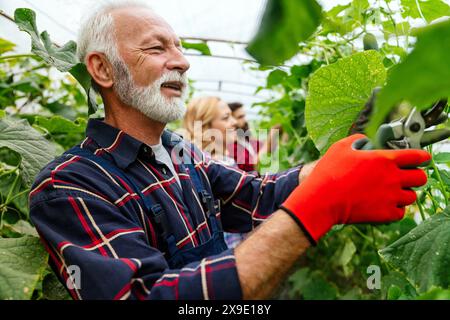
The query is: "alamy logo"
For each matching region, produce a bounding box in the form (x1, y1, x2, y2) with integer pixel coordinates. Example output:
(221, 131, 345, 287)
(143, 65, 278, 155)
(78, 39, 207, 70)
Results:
(366, 265, 381, 290)
(66, 265, 81, 290)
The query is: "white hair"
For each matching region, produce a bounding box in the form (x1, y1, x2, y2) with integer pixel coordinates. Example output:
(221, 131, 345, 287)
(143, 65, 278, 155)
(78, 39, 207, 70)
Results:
(77, 0, 151, 65)
(77, 1, 188, 123)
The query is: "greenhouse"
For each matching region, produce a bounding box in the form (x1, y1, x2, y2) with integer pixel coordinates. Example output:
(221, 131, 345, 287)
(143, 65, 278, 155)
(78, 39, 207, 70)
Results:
(0, 0, 449, 304)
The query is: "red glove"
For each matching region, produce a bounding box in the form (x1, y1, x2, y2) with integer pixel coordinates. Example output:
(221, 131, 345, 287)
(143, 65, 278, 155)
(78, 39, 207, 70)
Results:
(280, 134, 431, 244)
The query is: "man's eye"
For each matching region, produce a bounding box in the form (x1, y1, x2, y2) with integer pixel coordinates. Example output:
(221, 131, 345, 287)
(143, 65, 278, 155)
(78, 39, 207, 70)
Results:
(146, 46, 164, 52)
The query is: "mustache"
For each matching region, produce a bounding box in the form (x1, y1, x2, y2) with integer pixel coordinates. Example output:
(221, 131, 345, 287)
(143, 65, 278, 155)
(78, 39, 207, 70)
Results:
(156, 71, 188, 89)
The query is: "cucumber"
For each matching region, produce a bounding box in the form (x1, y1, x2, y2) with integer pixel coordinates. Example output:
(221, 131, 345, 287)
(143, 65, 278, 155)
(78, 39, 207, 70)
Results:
(363, 33, 379, 51)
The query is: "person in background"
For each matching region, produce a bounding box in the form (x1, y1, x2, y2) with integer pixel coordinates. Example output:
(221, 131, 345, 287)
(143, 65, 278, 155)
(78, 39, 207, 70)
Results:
(228, 102, 280, 172)
(182, 96, 247, 248)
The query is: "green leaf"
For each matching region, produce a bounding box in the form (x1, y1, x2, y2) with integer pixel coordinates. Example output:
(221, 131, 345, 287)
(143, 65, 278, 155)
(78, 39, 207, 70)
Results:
(439, 169, 450, 186)
(401, 0, 450, 22)
(322, 0, 369, 36)
(387, 285, 403, 300)
(434, 152, 450, 164)
(14, 8, 97, 114)
(367, 20, 450, 137)
(266, 69, 288, 88)
(0, 117, 56, 186)
(381, 271, 417, 299)
(0, 236, 48, 299)
(14, 9, 78, 72)
(68, 63, 97, 115)
(181, 41, 211, 56)
(0, 38, 16, 55)
(379, 210, 450, 293)
(305, 51, 387, 153)
(246, 0, 323, 65)
(33, 115, 86, 135)
(42, 272, 71, 300)
(416, 287, 450, 299)
(382, 21, 411, 39)
(335, 239, 357, 268)
(43, 101, 78, 120)
(3, 220, 38, 238)
(288, 267, 338, 300)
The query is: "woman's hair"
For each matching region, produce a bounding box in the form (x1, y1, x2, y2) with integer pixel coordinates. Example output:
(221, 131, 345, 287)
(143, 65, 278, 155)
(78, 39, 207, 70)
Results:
(182, 96, 223, 152)
(228, 102, 243, 112)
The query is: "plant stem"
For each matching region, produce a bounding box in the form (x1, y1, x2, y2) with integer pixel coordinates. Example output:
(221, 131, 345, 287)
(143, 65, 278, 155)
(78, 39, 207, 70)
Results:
(415, 0, 428, 23)
(352, 225, 374, 243)
(286, 122, 305, 146)
(370, 226, 384, 270)
(0, 168, 18, 179)
(416, 200, 426, 221)
(427, 145, 448, 206)
(5, 170, 20, 205)
(385, 0, 400, 47)
(427, 190, 439, 212)
(7, 188, 30, 203)
(430, 158, 449, 206)
(0, 54, 38, 61)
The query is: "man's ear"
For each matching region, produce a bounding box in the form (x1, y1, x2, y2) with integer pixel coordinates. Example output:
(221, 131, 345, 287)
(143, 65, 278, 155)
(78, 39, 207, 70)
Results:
(85, 52, 114, 89)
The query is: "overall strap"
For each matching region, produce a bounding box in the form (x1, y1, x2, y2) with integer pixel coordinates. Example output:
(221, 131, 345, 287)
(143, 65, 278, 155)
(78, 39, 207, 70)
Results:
(185, 163, 220, 233)
(64, 146, 173, 242)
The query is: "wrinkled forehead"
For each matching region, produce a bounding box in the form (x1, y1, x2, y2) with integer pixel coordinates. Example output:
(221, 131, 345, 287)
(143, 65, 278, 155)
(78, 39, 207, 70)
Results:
(111, 7, 179, 47)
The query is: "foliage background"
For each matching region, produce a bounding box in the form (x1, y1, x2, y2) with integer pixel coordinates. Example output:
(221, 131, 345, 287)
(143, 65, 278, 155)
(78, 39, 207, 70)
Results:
(0, 0, 449, 300)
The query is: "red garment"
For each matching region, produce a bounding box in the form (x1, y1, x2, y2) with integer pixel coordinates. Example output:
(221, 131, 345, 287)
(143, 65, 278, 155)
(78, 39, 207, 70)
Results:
(228, 138, 261, 172)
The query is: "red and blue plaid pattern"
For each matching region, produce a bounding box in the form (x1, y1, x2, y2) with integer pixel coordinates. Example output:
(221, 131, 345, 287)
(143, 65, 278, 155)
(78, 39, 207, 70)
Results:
(29, 118, 301, 300)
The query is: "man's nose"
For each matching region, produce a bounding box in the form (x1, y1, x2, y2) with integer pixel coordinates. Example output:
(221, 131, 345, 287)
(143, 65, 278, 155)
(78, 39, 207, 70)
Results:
(166, 48, 190, 73)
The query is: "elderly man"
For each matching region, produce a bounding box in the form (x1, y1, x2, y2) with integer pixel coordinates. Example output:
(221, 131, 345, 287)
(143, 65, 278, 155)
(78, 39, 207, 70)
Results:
(29, 1, 430, 300)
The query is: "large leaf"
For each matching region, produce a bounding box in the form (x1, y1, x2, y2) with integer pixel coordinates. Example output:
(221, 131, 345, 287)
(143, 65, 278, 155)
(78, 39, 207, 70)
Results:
(379, 210, 450, 293)
(14, 8, 97, 114)
(0, 236, 48, 299)
(246, 0, 322, 65)
(305, 51, 387, 153)
(14, 8, 77, 72)
(367, 20, 450, 137)
(0, 117, 56, 186)
(401, 0, 450, 22)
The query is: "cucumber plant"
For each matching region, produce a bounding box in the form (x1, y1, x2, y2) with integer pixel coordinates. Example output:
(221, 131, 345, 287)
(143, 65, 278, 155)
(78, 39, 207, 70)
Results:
(250, 0, 450, 300)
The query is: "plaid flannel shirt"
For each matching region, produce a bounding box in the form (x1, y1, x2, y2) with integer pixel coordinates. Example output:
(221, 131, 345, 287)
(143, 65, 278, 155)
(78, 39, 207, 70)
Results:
(29, 118, 301, 300)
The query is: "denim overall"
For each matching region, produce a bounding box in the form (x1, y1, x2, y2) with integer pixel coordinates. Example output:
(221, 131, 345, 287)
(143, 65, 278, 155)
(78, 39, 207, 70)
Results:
(65, 146, 228, 269)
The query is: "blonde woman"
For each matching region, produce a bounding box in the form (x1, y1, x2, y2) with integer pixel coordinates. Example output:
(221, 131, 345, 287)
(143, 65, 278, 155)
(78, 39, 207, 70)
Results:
(182, 96, 238, 165)
(182, 96, 246, 248)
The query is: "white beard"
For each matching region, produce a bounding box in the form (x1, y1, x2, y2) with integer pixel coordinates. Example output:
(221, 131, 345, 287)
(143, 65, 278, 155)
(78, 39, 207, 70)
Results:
(113, 60, 187, 123)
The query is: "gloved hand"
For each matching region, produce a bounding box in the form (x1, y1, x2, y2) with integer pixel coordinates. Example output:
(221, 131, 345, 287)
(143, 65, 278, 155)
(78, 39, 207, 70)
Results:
(280, 134, 431, 244)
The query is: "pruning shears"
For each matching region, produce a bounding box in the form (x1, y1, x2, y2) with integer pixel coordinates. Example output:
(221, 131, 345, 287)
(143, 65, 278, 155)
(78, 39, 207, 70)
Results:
(355, 99, 450, 151)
